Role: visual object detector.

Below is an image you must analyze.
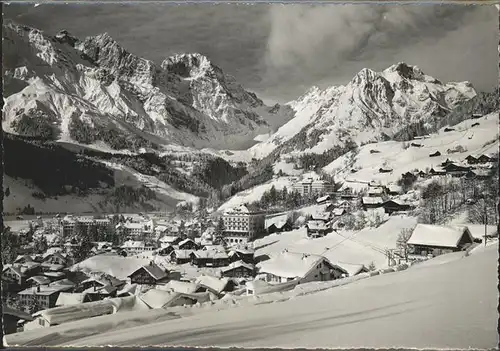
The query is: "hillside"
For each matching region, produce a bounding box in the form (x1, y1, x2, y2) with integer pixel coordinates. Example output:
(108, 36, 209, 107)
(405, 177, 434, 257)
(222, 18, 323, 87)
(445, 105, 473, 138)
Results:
(249, 62, 476, 159)
(2, 22, 293, 152)
(7, 243, 498, 348)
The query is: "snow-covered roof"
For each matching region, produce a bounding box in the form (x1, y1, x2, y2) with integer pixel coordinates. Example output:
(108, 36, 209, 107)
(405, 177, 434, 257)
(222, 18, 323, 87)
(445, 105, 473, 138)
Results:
(172, 249, 194, 259)
(332, 208, 346, 216)
(129, 263, 168, 281)
(195, 275, 231, 294)
(14, 254, 34, 263)
(83, 284, 117, 295)
(316, 195, 331, 203)
(306, 220, 328, 230)
(161, 280, 201, 294)
(178, 238, 195, 247)
(81, 273, 122, 288)
(221, 261, 254, 273)
(192, 250, 229, 260)
(56, 292, 89, 306)
(368, 188, 384, 195)
(138, 289, 181, 309)
(159, 235, 178, 243)
(44, 271, 65, 279)
(362, 197, 384, 205)
(203, 245, 226, 252)
(258, 251, 343, 279)
(27, 276, 51, 286)
(311, 213, 331, 221)
(18, 284, 72, 296)
(3, 304, 33, 321)
(387, 184, 402, 193)
(334, 262, 367, 276)
(407, 224, 473, 248)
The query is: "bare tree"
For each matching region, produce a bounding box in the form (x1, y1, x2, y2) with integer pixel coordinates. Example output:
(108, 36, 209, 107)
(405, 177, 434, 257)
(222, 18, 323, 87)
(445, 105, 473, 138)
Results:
(396, 228, 413, 261)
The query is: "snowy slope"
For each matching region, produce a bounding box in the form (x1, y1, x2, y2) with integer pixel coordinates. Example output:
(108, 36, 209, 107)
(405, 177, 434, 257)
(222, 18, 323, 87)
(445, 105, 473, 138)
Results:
(8, 243, 497, 348)
(2, 22, 293, 152)
(254, 215, 418, 269)
(323, 112, 498, 187)
(250, 62, 476, 158)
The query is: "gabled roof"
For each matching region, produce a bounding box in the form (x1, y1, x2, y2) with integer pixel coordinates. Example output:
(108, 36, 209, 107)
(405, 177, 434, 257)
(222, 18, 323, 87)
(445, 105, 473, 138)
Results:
(130, 263, 168, 281)
(162, 280, 201, 294)
(3, 304, 33, 321)
(83, 284, 118, 295)
(306, 220, 329, 231)
(332, 208, 346, 216)
(195, 275, 231, 294)
(316, 195, 331, 203)
(407, 224, 473, 248)
(14, 254, 34, 263)
(171, 250, 194, 259)
(138, 289, 181, 309)
(221, 260, 254, 273)
(192, 250, 229, 260)
(27, 275, 51, 285)
(178, 238, 196, 247)
(333, 262, 368, 276)
(258, 251, 346, 279)
(121, 241, 146, 249)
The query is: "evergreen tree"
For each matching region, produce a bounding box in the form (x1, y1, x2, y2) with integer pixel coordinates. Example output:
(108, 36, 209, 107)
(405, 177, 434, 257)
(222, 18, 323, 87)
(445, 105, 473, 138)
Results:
(34, 235, 48, 254)
(2, 227, 19, 264)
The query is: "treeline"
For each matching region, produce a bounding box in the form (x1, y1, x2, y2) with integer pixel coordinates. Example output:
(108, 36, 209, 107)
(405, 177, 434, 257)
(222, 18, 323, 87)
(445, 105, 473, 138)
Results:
(3, 133, 115, 196)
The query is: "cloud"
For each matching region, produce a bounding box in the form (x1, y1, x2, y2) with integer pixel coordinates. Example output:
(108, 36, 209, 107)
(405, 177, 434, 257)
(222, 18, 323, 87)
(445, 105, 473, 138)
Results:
(3, 3, 497, 103)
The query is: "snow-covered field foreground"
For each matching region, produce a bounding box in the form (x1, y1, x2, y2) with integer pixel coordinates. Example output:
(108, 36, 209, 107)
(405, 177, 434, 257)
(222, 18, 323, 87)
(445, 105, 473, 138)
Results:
(7, 243, 498, 348)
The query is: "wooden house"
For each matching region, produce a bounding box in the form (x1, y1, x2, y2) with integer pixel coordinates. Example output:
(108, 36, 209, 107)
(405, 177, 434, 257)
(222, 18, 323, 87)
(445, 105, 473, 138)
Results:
(477, 154, 496, 164)
(2, 304, 33, 335)
(257, 251, 348, 284)
(190, 250, 229, 268)
(428, 168, 446, 176)
(157, 244, 176, 256)
(465, 155, 479, 164)
(178, 238, 198, 251)
(170, 250, 193, 265)
(128, 262, 169, 285)
(407, 224, 474, 258)
(306, 220, 331, 238)
(221, 261, 255, 278)
(381, 200, 412, 215)
(228, 248, 255, 264)
(361, 197, 384, 210)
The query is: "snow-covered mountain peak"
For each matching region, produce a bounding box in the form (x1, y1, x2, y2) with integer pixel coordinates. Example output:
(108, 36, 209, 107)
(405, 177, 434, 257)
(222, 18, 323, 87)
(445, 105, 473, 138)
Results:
(162, 53, 215, 79)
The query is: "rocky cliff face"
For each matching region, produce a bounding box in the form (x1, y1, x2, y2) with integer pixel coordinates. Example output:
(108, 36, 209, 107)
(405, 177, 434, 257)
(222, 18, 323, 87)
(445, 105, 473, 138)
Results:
(250, 62, 476, 158)
(2, 22, 293, 152)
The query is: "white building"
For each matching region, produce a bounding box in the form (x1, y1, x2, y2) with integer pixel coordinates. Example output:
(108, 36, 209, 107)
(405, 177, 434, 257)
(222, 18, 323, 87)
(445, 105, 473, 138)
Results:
(293, 178, 334, 196)
(120, 241, 155, 255)
(222, 205, 265, 244)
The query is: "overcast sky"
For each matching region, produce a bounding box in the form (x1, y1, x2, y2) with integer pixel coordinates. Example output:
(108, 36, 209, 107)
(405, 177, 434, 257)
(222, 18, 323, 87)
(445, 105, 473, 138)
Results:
(3, 3, 498, 103)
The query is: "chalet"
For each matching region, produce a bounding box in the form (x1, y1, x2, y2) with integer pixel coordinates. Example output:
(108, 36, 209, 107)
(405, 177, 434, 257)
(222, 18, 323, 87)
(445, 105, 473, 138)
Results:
(417, 170, 427, 178)
(257, 251, 348, 284)
(178, 238, 198, 250)
(163, 280, 206, 294)
(128, 262, 169, 285)
(170, 250, 194, 265)
(429, 151, 441, 157)
(379, 167, 393, 173)
(306, 220, 331, 238)
(443, 127, 455, 132)
(159, 235, 182, 246)
(387, 184, 403, 196)
(407, 224, 474, 257)
(367, 186, 385, 197)
(228, 248, 255, 264)
(27, 275, 52, 287)
(428, 168, 446, 176)
(440, 158, 456, 167)
(334, 262, 369, 277)
(78, 274, 124, 293)
(477, 154, 496, 164)
(311, 212, 331, 222)
(3, 304, 33, 335)
(266, 221, 293, 234)
(55, 292, 91, 306)
(157, 244, 176, 256)
(316, 195, 331, 204)
(17, 284, 73, 311)
(361, 197, 384, 210)
(381, 200, 412, 215)
(3, 263, 42, 288)
(336, 200, 351, 210)
(190, 250, 229, 268)
(465, 155, 479, 165)
(221, 261, 255, 278)
(83, 284, 119, 301)
(195, 275, 236, 296)
(138, 289, 208, 309)
(14, 255, 34, 265)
